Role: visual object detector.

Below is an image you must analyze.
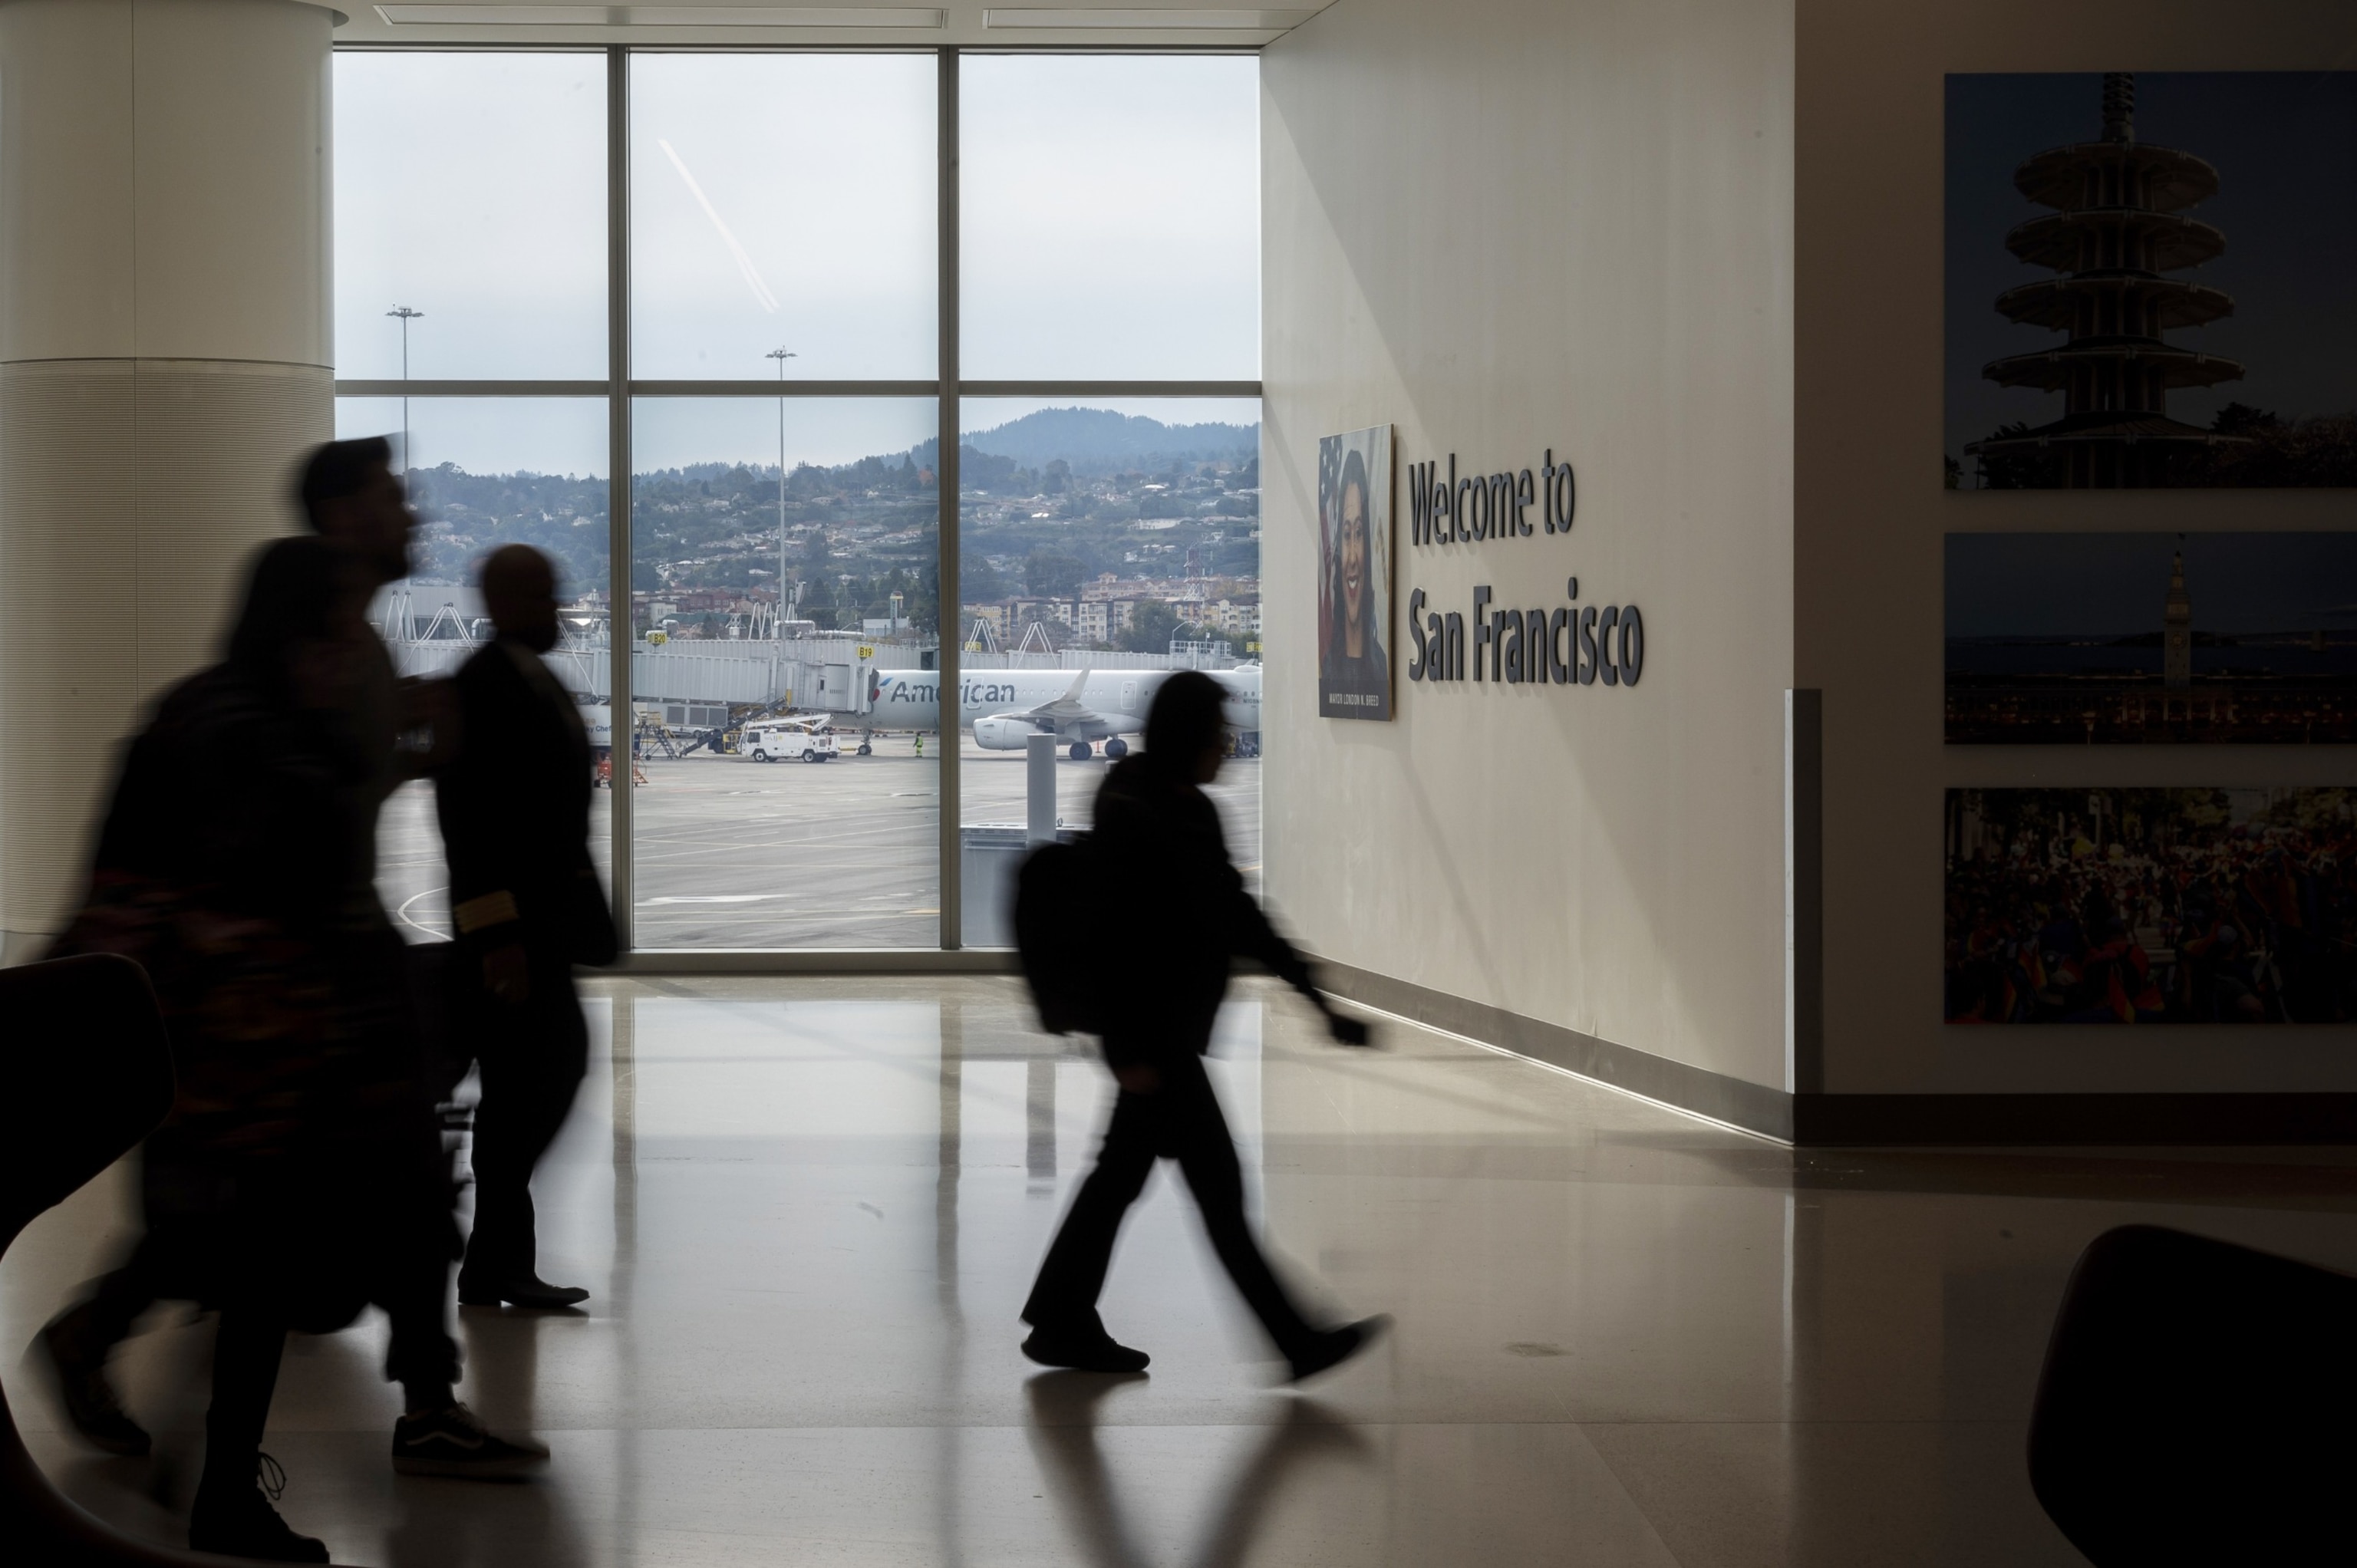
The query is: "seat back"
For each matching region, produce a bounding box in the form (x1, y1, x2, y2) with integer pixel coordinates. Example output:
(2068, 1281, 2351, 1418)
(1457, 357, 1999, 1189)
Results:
(0, 955, 175, 1246)
(2029, 1223, 2357, 1565)
(0, 954, 219, 1566)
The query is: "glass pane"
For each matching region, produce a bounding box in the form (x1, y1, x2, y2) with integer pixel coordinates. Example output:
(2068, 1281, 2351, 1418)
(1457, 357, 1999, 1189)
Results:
(631, 54, 938, 380)
(335, 52, 608, 379)
(338, 397, 614, 940)
(630, 397, 941, 948)
(962, 57, 1260, 380)
(954, 398, 1261, 945)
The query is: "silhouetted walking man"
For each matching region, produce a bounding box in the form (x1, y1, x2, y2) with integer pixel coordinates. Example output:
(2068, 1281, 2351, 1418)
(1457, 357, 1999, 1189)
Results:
(1021, 672, 1386, 1379)
(439, 545, 617, 1309)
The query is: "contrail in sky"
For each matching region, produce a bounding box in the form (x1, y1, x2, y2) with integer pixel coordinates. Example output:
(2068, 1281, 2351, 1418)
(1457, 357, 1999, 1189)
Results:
(657, 137, 780, 313)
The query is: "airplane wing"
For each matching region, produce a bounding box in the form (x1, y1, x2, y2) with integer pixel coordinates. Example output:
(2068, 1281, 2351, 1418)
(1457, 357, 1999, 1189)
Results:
(1016, 668, 1109, 733)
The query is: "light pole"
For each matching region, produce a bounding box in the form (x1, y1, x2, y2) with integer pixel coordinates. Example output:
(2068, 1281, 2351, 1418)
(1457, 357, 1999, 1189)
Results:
(387, 305, 424, 479)
(766, 346, 797, 636)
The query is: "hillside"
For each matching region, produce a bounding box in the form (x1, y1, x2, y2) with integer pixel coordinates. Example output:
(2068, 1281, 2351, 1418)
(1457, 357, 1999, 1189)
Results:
(954, 407, 1258, 473)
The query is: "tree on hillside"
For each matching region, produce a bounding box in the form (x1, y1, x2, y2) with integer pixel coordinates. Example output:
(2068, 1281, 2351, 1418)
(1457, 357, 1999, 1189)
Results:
(1117, 598, 1180, 654)
(1025, 547, 1085, 599)
(961, 556, 1007, 602)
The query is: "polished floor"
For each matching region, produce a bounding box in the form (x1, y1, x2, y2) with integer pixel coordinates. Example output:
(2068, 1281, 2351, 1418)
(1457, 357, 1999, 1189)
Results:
(11, 977, 2357, 1566)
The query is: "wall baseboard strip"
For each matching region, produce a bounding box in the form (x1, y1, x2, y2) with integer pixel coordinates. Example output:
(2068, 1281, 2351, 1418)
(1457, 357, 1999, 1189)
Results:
(1313, 960, 2357, 1147)
(1793, 1092, 2357, 1146)
(1312, 960, 1796, 1141)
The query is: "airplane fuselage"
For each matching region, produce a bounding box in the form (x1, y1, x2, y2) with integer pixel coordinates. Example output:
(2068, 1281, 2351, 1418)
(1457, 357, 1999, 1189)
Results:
(868, 667, 1261, 744)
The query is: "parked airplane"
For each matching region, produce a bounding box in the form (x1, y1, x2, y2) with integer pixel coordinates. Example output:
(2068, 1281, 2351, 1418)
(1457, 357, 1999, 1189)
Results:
(866, 666, 1261, 759)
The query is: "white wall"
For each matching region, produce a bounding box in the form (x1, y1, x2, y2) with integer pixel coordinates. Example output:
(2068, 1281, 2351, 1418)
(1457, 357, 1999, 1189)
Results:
(1262, 0, 1798, 1093)
(1798, 0, 2357, 1095)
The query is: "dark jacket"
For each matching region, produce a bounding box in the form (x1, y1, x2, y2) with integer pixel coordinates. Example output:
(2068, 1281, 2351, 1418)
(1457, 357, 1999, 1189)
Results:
(435, 639, 616, 967)
(56, 664, 445, 1275)
(1092, 753, 1315, 1070)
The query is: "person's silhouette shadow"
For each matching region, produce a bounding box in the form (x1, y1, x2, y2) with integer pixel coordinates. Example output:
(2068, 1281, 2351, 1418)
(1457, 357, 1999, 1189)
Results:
(1024, 1372, 1373, 1568)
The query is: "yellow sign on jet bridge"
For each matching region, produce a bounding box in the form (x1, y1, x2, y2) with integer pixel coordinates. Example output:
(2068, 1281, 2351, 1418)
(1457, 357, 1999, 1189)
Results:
(858, 644, 875, 660)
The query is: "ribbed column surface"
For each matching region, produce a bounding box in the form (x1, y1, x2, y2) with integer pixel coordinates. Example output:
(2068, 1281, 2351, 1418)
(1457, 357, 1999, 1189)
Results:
(0, 0, 336, 955)
(0, 361, 331, 947)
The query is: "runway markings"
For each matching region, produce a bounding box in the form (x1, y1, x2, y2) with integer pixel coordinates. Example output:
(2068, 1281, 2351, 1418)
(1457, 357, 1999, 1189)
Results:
(396, 884, 451, 941)
(641, 894, 781, 905)
(378, 763, 1259, 949)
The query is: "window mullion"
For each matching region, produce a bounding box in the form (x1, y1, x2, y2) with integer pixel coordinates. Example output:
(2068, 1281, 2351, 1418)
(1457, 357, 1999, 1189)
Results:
(607, 42, 635, 955)
(937, 44, 962, 952)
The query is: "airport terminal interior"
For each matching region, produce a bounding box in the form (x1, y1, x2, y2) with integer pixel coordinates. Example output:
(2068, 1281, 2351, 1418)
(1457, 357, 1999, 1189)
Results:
(7, 0, 2357, 1564)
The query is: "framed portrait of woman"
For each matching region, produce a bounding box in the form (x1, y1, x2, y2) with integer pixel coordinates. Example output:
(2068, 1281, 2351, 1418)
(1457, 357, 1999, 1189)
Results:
(1317, 425, 1393, 720)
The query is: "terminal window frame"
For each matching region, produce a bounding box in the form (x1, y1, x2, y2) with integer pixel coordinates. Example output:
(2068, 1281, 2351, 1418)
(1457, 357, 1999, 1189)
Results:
(332, 44, 1264, 964)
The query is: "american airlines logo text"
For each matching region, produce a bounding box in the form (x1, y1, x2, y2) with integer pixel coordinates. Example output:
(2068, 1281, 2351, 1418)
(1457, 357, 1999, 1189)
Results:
(883, 681, 1030, 706)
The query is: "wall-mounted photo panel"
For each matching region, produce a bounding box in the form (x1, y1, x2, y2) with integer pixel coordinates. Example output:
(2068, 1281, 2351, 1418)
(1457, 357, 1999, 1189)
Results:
(1945, 71, 2357, 489)
(1947, 532, 2357, 743)
(1946, 786, 2357, 1024)
(1317, 424, 1393, 720)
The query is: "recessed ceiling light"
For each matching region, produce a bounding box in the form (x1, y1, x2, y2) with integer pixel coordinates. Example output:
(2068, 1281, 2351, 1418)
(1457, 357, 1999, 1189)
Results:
(984, 8, 1321, 28)
(374, 5, 947, 25)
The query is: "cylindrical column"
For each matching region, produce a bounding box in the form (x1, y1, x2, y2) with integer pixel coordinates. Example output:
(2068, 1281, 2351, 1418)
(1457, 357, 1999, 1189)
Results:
(0, 0, 336, 956)
(1026, 732, 1057, 845)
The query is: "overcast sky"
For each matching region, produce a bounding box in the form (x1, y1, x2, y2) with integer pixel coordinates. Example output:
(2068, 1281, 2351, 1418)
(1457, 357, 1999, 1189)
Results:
(334, 51, 1259, 476)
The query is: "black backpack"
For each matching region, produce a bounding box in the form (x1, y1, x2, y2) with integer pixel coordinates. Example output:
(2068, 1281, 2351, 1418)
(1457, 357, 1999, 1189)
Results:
(1014, 835, 1108, 1036)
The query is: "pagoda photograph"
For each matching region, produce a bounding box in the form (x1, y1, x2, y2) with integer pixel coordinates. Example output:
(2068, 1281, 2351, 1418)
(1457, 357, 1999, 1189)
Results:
(1946, 71, 2357, 488)
(1945, 531, 2357, 743)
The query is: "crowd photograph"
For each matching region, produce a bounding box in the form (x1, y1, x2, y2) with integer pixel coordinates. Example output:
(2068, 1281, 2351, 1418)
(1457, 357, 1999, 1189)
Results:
(1945, 786, 2357, 1024)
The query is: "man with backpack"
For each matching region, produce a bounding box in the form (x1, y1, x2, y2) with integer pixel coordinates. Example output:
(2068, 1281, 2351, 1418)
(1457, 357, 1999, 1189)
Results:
(1016, 671, 1386, 1380)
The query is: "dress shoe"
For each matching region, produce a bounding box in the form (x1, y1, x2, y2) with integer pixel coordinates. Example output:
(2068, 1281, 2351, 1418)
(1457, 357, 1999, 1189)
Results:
(40, 1304, 150, 1456)
(1021, 1326, 1151, 1373)
(1287, 1315, 1390, 1383)
(458, 1275, 589, 1309)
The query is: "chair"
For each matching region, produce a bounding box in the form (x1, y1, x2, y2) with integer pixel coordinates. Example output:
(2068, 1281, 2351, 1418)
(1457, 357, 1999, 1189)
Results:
(0, 954, 216, 1566)
(2028, 1223, 2357, 1566)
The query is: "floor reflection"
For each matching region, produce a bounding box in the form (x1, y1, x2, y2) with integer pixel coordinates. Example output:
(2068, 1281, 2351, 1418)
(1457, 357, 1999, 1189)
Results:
(384, 1450, 586, 1568)
(1026, 1372, 1372, 1568)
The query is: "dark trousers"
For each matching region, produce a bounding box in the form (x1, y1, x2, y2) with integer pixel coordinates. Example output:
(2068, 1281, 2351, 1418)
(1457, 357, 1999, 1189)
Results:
(1023, 1049, 1316, 1359)
(80, 1221, 207, 1348)
(196, 1175, 460, 1503)
(459, 956, 588, 1289)
(74, 1144, 233, 1346)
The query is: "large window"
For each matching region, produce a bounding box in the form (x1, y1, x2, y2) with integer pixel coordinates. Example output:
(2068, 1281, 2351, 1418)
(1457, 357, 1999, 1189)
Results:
(335, 51, 608, 380)
(961, 56, 1261, 380)
(335, 48, 1261, 956)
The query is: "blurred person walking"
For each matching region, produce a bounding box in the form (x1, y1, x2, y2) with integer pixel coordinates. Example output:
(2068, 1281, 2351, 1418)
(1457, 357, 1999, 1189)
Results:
(1017, 671, 1387, 1380)
(41, 438, 438, 1461)
(437, 544, 617, 1310)
(37, 450, 544, 1561)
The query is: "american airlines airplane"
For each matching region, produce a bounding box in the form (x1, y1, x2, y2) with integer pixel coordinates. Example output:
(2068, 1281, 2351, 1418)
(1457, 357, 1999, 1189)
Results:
(867, 666, 1261, 759)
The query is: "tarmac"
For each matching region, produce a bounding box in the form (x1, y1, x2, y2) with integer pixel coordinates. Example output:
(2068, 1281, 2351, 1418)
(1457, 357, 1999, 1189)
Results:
(377, 736, 1263, 951)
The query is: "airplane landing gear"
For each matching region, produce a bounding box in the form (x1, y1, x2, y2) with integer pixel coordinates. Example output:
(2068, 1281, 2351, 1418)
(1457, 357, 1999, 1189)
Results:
(857, 741, 873, 756)
(1068, 740, 1093, 762)
(1103, 738, 1128, 759)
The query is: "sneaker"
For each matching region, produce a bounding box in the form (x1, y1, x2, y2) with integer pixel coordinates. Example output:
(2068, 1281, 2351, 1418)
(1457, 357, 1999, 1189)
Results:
(1287, 1315, 1390, 1384)
(190, 1458, 328, 1563)
(1021, 1327, 1151, 1374)
(391, 1402, 549, 1479)
(39, 1305, 150, 1457)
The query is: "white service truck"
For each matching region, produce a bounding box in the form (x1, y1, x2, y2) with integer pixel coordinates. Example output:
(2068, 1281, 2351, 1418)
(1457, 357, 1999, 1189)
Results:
(741, 718, 839, 763)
